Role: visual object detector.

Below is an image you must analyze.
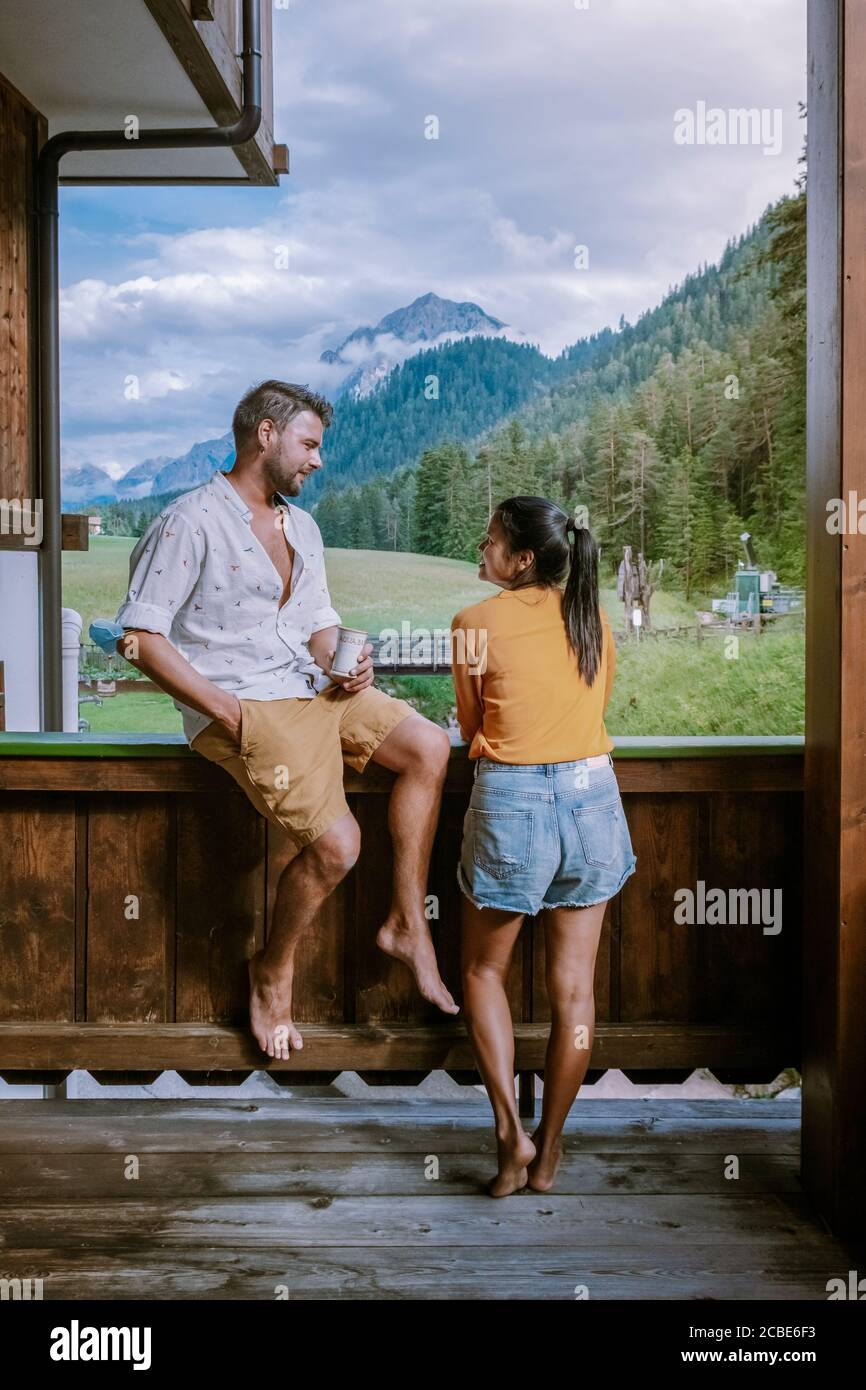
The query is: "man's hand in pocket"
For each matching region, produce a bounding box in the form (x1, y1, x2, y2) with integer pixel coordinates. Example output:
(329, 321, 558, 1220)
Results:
(214, 694, 243, 744)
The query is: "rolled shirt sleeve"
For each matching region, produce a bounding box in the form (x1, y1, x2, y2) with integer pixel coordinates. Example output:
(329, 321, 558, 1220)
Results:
(115, 512, 202, 638)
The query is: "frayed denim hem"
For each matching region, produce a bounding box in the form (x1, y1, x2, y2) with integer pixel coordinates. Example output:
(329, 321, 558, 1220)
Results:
(540, 856, 637, 911)
(455, 863, 535, 916)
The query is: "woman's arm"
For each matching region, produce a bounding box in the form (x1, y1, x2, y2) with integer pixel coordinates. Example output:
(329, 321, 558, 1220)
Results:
(450, 618, 484, 743)
(602, 618, 616, 712)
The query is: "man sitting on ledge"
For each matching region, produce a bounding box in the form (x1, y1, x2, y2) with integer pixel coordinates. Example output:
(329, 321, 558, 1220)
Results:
(115, 379, 458, 1059)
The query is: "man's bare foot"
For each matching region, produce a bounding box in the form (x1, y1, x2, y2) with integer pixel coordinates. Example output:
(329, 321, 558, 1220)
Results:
(247, 950, 303, 1060)
(526, 1129, 563, 1192)
(488, 1127, 536, 1198)
(376, 915, 459, 1015)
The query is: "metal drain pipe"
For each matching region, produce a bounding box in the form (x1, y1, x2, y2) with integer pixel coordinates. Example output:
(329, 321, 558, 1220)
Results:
(37, 0, 263, 728)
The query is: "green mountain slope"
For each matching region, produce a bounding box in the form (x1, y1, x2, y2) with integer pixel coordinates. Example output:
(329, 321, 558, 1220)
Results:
(315, 188, 806, 593)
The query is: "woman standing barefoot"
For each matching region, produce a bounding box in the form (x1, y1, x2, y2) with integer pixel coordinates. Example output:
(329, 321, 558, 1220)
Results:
(451, 497, 636, 1198)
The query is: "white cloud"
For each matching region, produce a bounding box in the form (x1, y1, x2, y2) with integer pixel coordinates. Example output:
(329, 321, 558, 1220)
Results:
(60, 0, 806, 474)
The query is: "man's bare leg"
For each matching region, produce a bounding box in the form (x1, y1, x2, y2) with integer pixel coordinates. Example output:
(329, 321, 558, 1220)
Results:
(370, 714, 459, 1015)
(248, 813, 360, 1060)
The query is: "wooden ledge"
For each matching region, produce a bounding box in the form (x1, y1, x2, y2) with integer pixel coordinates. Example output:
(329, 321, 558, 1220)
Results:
(0, 1022, 799, 1074)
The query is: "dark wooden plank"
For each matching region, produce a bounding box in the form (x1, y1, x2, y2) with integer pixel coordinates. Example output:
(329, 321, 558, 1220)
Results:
(0, 1096, 802, 1120)
(532, 900, 614, 1026)
(619, 795, 700, 1020)
(0, 1021, 798, 1073)
(60, 514, 89, 551)
(0, 76, 37, 502)
(175, 790, 264, 1023)
(353, 793, 422, 1023)
(0, 794, 76, 1021)
(0, 1193, 832, 1250)
(85, 796, 174, 1022)
(0, 1106, 801, 1156)
(803, 0, 866, 1249)
(0, 1243, 842, 1301)
(432, 789, 476, 1011)
(0, 1150, 803, 1199)
(0, 752, 803, 794)
(141, 0, 275, 186)
(266, 818, 350, 1025)
(700, 792, 801, 1028)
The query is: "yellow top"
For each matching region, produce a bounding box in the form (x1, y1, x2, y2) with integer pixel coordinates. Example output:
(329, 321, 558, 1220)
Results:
(450, 584, 616, 763)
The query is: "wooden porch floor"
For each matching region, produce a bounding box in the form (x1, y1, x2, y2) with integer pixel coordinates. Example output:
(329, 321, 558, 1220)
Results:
(0, 1096, 859, 1300)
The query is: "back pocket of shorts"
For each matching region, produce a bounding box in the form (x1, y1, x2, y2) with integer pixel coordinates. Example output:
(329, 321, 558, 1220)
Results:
(573, 802, 620, 868)
(469, 807, 533, 879)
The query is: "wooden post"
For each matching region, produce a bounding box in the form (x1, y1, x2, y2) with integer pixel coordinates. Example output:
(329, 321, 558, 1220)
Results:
(804, 0, 866, 1245)
(518, 1071, 536, 1120)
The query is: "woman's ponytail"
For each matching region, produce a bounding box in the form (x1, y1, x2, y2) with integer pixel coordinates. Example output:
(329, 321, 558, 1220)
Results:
(563, 516, 603, 686)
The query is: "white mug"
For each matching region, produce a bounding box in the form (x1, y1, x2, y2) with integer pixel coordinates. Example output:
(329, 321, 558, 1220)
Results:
(331, 625, 368, 678)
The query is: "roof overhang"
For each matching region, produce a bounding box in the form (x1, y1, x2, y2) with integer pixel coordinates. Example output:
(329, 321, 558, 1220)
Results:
(0, 0, 280, 184)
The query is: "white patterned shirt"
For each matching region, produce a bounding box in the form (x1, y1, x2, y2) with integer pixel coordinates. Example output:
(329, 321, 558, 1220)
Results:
(115, 468, 342, 744)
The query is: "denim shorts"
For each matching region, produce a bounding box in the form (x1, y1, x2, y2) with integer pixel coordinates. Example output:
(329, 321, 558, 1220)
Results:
(457, 753, 637, 915)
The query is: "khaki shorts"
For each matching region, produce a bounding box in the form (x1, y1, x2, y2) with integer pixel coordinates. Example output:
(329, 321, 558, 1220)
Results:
(191, 683, 416, 848)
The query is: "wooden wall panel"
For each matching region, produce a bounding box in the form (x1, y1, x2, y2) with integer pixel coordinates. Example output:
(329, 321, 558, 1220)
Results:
(266, 815, 351, 1027)
(0, 793, 76, 1020)
(619, 794, 701, 1021)
(699, 792, 801, 1030)
(432, 789, 490, 1012)
(532, 902, 615, 1027)
(352, 790, 493, 1025)
(803, 0, 866, 1244)
(353, 794, 411, 1023)
(0, 76, 40, 502)
(85, 796, 174, 1022)
(175, 787, 265, 1023)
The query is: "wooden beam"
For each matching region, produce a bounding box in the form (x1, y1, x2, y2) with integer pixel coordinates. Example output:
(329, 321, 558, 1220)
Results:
(0, 752, 804, 794)
(0, 513, 90, 551)
(0, 1022, 798, 1074)
(804, 0, 866, 1247)
(60, 514, 89, 551)
(0, 78, 42, 504)
(142, 0, 277, 186)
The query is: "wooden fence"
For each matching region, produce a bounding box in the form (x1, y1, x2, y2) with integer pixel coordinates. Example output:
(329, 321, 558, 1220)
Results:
(0, 733, 803, 1094)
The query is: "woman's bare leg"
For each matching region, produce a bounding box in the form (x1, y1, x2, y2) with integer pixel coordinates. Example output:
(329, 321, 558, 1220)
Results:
(460, 897, 536, 1197)
(527, 900, 608, 1192)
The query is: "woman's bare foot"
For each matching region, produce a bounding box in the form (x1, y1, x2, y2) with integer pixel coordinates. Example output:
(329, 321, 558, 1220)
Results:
(247, 950, 303, 1060)
(488, 1126, 536, 1198)
(526, 1129, 563, 1192)
(376, 914, 460, 1015)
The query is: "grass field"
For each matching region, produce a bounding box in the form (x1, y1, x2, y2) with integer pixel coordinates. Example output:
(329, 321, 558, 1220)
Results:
(66, 537, 804, 736)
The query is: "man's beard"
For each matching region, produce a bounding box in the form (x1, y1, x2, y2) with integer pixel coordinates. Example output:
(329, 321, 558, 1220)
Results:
(263, 451, 302, 498)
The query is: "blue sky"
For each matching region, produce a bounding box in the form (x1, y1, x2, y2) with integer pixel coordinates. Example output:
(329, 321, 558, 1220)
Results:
(59, 0, 806, 479)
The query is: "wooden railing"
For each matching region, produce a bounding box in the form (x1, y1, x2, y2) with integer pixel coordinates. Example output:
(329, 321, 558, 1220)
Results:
(0, 733, 803, 1092)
